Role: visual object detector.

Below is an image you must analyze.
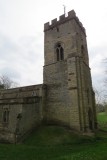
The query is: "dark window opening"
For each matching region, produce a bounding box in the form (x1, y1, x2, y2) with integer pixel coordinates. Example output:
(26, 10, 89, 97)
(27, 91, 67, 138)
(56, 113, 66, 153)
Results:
(56, 43, 64, 61)
(57, 52, 59, 61)
(58, 44, 61, 47)
(3, 109, 9, 123)
(57, 27, 59, 32)
(56, 48, 59, 61)
(60, 47, 64, 60)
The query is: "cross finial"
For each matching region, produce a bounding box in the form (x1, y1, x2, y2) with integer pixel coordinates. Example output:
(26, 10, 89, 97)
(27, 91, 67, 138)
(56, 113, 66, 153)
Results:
(63, 5, 66, 15)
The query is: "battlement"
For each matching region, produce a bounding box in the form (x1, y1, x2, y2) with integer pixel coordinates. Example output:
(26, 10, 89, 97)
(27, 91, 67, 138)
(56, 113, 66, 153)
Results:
(44, 10, 85, 34)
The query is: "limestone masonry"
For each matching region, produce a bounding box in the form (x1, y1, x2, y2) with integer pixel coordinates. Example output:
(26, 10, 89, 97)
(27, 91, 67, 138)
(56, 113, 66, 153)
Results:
(0, 10, 97, 143)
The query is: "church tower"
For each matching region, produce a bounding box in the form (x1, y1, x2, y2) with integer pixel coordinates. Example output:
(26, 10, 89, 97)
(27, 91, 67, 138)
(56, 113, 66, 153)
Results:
(43, 10, 97, 132)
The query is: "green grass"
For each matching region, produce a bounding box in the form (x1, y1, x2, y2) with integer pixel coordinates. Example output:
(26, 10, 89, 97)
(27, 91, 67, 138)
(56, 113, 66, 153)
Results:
(0, 125, 107, 160)
(97, 112, 107, 131)
(97, 112, 107, 123)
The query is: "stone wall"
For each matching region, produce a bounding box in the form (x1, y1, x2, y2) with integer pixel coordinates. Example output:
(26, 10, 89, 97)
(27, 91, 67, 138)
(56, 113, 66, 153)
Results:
(0, 84, 45, 143)
(44, 61, 70, 126)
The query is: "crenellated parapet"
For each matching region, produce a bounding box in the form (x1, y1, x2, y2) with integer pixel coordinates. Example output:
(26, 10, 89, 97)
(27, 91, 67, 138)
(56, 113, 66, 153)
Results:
(44, 10, 86, 34)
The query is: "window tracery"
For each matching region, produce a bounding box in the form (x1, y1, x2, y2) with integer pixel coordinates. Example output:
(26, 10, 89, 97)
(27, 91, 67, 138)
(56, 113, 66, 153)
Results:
(55, 43, 64, 61)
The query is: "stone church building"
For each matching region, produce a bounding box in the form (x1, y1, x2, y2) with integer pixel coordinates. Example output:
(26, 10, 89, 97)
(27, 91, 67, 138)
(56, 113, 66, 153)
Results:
(0, 10, 97, 143)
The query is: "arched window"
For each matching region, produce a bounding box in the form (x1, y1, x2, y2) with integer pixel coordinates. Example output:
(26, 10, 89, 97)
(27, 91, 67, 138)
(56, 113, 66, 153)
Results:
(55, 43, 64, 61)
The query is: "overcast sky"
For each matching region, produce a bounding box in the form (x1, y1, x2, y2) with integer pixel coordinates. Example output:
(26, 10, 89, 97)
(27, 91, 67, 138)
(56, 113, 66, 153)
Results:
(0, 0, 107, 91)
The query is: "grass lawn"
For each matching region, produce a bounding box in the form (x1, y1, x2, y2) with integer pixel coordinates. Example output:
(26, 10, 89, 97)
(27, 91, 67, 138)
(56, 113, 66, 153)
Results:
(0, 125, 107, 160)
(97, 112, 107, 131)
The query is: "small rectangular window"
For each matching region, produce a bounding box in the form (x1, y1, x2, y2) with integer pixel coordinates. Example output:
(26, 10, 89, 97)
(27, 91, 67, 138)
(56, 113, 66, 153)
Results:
(3, 108, 9, 123)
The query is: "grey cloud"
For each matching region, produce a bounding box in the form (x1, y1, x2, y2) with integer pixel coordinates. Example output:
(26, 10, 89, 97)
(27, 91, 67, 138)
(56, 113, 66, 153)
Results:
(0, 33, 18, 58)
(89, 45, 107, 91)
(0, 33, 43, 86)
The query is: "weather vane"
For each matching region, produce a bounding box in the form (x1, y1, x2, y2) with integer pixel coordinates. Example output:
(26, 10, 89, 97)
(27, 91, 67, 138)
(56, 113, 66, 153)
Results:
(63, 5, 66, 15)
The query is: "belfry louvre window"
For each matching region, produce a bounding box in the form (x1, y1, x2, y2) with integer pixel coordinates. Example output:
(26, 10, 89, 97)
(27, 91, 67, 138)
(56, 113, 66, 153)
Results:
(3, 108, 9, 123)
(56, 43, 64, 61)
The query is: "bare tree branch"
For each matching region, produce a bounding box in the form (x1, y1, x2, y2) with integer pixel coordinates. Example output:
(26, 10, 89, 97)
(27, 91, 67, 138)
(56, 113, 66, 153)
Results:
(0, 75, 19, 89)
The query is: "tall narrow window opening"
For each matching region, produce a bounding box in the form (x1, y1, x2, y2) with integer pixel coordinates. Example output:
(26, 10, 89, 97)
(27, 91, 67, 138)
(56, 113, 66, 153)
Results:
(60, 47, 64, 60)
(55, 43, 64, 61)
(56, 48, 60, 61)
(3, 108, 9, 123)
